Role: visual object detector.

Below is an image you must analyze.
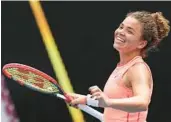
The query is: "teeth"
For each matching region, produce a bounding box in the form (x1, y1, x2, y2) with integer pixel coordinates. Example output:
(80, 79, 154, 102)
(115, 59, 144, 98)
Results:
(117, 37, 124, 42)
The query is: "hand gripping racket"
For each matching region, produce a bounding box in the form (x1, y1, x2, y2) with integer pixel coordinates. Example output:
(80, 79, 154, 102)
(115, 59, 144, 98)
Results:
(2, 63, 103, 121)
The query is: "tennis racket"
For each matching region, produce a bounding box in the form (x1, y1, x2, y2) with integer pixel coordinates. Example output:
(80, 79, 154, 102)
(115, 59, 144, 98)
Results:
(2, 63, 103, 121)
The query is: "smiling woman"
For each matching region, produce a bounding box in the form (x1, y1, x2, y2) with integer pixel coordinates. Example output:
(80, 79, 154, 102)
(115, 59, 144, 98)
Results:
(68, 10, 170, 122)
(113, 16, 145, 55)
(114, 11, 170, 59)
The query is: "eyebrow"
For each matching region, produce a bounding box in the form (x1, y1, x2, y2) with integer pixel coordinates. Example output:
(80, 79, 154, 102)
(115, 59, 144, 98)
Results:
(120, 23, 136, 33)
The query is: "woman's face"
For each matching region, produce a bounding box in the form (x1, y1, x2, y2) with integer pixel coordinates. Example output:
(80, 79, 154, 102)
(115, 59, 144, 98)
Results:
(114, 16, 147, 54)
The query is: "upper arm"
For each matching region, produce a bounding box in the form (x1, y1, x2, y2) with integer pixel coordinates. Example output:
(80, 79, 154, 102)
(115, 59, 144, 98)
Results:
(127, 63, 152, 104)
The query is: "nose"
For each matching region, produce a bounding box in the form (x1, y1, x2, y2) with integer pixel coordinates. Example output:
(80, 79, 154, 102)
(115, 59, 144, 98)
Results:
(117, 28, 125, 36)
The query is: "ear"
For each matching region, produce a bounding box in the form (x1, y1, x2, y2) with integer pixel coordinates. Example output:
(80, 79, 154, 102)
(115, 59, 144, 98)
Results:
(137, 40, 147, 49)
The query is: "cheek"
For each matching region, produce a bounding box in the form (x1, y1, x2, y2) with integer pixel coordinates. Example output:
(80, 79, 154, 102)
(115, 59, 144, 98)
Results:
(126, 40, 139, 51)
(126, 35, 138, 45)
(124, 35, 139, 49)
(114, 29, 118, 37)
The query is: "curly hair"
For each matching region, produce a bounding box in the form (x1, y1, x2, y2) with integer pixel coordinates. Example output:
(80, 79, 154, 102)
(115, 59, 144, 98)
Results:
(127, 11, 170, 57)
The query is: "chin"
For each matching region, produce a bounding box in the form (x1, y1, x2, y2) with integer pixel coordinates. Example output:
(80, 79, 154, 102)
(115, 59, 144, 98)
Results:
(113, 43, 126, 53)
(113, 43, 121, 51)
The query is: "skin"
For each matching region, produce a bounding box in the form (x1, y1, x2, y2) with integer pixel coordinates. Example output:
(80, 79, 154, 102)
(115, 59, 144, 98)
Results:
(69, 16, 153, 113)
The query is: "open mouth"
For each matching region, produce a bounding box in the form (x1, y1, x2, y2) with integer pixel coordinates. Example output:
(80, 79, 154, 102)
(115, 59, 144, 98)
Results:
(116, 36, 125, 43)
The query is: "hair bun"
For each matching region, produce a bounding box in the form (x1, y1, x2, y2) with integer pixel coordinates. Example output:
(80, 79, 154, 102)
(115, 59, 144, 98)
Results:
(151, 12, 170, 40)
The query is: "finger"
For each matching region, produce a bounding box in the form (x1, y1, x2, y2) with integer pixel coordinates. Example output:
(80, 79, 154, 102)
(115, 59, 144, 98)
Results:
(89, 85, 98, 91)
(66, 93, 76, 99)
(91, 92, 101, 99)
(70, 99, 80, 106)
(69, 103, 78, 109)
(91, 92, 101, 96)
(89, 86, 102, 94)
(94, 96, 102, 100)
(67, 93, 82, 99)
(90, 88, 101, 94)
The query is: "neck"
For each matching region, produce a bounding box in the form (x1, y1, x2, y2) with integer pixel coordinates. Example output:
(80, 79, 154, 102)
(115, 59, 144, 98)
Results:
(119, 51, 141, 66)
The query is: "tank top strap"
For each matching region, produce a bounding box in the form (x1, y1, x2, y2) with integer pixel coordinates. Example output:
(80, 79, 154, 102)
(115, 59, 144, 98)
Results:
(120, 57, 152, 80)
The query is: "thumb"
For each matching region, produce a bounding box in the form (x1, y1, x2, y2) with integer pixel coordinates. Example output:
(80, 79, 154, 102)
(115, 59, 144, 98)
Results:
(70, 99, 80, 106)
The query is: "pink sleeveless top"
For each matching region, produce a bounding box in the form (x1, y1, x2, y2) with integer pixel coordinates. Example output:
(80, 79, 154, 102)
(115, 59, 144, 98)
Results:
(103, 56, 153, 122)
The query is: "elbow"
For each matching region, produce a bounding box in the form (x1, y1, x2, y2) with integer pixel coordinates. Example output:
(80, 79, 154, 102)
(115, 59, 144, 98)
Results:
(140, 104, 148, 111)
(130, 102, 148, 113)
(139, 100, 149, 112)
(130, 99, 149, 113)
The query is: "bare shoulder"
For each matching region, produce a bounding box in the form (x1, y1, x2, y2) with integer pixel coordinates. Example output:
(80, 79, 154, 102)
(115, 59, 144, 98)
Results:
(126, 62, 153, 88)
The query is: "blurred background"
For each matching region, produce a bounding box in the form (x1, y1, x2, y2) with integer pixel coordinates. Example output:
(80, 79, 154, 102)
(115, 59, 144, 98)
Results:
(1, 1, 171, 122)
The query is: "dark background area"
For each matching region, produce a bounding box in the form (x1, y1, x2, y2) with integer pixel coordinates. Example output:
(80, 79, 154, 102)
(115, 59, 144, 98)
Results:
(1, 1, 171, 122)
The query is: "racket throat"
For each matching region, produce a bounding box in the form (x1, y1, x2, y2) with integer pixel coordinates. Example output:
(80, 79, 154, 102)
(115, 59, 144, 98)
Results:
(55, 93, 66, 100)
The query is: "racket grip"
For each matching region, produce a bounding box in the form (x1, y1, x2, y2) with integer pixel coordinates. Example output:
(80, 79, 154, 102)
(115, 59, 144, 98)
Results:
(77, 104, 103, 122)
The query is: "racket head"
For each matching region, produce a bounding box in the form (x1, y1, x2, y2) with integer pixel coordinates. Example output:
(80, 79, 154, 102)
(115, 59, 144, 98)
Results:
(2, 63, 63, 95)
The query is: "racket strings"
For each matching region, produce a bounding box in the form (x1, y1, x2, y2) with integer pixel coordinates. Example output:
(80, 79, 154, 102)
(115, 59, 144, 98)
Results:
(6, 68, 59, 93)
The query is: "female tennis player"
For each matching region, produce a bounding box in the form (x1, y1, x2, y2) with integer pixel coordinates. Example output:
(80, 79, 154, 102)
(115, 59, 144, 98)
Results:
(68, 11, 170, 122)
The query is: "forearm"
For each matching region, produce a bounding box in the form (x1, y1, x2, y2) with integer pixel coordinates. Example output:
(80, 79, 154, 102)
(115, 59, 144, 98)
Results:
(107, 96, 149, 113)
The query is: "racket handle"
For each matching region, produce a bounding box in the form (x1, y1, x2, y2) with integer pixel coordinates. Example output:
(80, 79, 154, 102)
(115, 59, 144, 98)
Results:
(77, 104, 103, 122)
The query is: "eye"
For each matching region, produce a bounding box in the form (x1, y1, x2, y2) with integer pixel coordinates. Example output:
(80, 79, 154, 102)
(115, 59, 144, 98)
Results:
(118, 24, 123, 29)
(127, 30, 134, 34)
(119, 26, 123, 29)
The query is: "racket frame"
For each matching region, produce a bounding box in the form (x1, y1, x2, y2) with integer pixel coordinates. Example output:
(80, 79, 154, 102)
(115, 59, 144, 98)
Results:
(3, 63, 103, 121)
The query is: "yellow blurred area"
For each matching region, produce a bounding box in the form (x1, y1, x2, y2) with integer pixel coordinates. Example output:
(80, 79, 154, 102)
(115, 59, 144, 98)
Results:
(29, 1, 85, 122)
